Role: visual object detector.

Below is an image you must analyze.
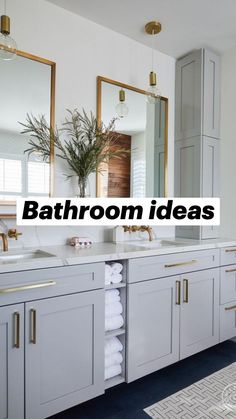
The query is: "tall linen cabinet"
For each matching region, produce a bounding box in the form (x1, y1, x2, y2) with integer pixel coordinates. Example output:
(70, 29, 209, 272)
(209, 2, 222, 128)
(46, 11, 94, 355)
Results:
(175, 48, 220, 239)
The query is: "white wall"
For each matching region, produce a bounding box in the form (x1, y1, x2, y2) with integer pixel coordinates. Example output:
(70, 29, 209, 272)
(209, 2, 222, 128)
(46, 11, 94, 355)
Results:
(1, 0, 175, 246)
(220, 46, 236, 238)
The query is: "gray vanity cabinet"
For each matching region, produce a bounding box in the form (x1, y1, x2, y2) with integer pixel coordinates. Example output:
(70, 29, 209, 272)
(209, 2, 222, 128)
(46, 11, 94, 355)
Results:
(25, 290, 104, 419)
(127, 276, 180, 382)
(180, 268, 219, 359)
(0, 304, 24, 419)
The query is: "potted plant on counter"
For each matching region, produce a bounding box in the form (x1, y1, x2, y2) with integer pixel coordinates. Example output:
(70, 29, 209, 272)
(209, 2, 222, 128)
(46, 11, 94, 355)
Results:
(20, 109, 128, 197)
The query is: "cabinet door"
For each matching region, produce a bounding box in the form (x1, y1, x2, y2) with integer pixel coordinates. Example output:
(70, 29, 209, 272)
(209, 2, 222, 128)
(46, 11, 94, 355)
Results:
(203, 49, 220, 139)
(0, 304, 24, 419)
(25, 290, 104, 419)
(180, 269, 219, 359)
(127, 276, 180, 382)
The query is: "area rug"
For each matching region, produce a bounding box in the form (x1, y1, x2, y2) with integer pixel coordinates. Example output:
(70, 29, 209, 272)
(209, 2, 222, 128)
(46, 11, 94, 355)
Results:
(144, 363, 236, 418)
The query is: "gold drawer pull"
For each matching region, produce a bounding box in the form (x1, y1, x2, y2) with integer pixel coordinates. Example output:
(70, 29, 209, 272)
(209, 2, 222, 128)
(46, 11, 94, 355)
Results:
(13, 312, 20, 348)
(30, 309, 37, 344)
(165, 260, 197, 268)
(225, 305, 236, 311)
(225, 249, 236, 253)
(176, 281, 181, 305)
(183, 279, 189, 303)
(225, 268, 236, 273)
(0, 280, 56, 294)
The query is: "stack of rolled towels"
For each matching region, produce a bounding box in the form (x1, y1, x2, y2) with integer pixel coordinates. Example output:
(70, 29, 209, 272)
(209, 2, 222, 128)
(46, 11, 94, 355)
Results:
(105, 289, 124, 332)
(105, 336, 123, 380)
(105, 262, 123, 285)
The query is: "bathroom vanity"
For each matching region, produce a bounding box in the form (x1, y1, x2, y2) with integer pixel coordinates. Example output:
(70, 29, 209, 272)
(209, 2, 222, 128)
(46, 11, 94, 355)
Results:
(1, 239, 236, 419)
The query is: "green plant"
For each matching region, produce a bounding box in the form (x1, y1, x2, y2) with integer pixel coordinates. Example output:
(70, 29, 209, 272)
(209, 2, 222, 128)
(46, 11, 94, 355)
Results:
(20, 109, 129, 197)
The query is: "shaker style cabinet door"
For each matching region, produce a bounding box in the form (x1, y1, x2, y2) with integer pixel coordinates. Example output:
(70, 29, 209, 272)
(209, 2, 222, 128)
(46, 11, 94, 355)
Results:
(127, 276, 180, 382)
(180, 268, 219, 359)
(25, 291, 104, 419)
(0, 304, 24, 419)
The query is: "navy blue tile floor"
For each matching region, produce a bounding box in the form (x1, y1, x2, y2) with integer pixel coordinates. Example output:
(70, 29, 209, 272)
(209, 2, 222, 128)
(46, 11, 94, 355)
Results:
(51, 340, 236, 419)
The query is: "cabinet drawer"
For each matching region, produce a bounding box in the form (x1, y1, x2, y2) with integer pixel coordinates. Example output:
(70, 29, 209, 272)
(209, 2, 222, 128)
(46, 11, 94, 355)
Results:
(221, 247, 236, 266)
(220, 265, 236, 304)
(128, 249, 220, 283)
(220, 302, 236, 342)
(0, 263, 104, 306)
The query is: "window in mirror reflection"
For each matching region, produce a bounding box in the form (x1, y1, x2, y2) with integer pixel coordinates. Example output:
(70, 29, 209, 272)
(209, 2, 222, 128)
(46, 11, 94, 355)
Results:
(0, 54, 52, 200)
(98, 79, 167, 198)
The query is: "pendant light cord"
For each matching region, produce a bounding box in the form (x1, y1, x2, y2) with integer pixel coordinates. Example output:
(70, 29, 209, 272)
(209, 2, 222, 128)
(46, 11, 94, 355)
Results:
(4, 0, 6, 14)
(151, 29, 155, 71)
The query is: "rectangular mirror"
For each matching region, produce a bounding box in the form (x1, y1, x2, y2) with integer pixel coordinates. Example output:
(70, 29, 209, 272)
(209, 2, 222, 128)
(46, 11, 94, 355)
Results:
(96, 76, 168, 198)
(0, 49, 56, 211)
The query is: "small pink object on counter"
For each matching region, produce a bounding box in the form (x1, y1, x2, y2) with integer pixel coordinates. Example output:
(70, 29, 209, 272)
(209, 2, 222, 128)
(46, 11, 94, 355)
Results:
(69, 237, 92, 247)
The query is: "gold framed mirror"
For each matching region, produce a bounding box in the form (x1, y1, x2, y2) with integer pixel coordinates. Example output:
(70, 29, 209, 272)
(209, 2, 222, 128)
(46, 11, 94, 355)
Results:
(0, 48, 56, 217)
(96, 76, 168, 198)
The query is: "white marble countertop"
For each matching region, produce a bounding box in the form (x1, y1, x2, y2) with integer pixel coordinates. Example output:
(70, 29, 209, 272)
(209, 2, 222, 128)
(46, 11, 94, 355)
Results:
(0, 237, 236, 274)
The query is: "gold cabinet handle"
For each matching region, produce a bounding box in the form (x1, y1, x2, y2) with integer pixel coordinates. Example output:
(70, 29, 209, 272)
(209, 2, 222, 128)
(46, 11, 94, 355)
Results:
(165, 260, 197, 268)
(30, 309, 37, 344)
(0, 280, 56, 294)
(225, 305, 236, 311)
(176, 280, 181, 305)
(183, 279, 189, 303)
(225, 249, 236, 253)
(225, 268, 236, 273)
(13, 312, 20, 348)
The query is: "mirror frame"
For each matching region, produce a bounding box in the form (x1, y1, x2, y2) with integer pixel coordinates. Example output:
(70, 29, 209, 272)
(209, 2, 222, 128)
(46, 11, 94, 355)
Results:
(0, 48, 56, 217)
(96, 76, 168, 198)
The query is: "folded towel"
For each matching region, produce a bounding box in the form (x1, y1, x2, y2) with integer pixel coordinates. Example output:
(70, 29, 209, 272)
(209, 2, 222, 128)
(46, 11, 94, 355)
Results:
(105, 364, 122, 380)
(105, 289, 120, 304)
(110, 273, 123, 284)
(105, 352, 123, 369)
(105, 337, 123, 357)
(105, 301, 123, 318)
(110, 262, 123, 274)
(105, 315, 124, 332)
(105, 264, 113, 285)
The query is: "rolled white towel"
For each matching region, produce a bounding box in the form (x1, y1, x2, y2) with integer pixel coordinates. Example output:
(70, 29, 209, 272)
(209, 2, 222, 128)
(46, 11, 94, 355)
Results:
(105, 337, 123, 357)
(110, 273, 123, 284)
(105, 364, 122, 380)
(105, 315, 124, 332)
(110, 262, 123, 274)
(105, 352, 123, 369)
(105, 301, 123, 318)
(105, 289, 120, 304)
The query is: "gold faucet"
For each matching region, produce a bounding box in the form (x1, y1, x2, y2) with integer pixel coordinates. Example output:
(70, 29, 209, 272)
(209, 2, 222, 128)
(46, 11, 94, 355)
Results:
(123, 225, 153, 241)
(0, 228, 22, 252)
(0, 232, 8, 252)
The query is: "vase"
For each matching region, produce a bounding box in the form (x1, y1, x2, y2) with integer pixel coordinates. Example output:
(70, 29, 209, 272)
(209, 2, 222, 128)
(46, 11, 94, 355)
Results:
(78, 178, 90, 198)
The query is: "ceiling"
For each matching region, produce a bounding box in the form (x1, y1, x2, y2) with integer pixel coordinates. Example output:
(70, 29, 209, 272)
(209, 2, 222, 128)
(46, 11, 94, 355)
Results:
(47, 0, 236, 57)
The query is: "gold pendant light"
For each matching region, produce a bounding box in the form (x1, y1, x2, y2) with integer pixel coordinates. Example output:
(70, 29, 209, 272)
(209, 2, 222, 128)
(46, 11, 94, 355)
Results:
(0, 0, 17, 61)
(145, 21, 162, 103)
(116, 88, 129, 118)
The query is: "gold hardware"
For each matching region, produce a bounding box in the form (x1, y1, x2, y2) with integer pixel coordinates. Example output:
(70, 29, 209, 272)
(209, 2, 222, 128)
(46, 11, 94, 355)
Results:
(176, 281, 181, 305)
(13, 312, 20, 348)
(225, 268, 236, 273)
(122, 225, 153, 241)
(145, 21, 162, 35)
(30, 309, 36, 344)
(149, 71, 157, 86)
(119, 89, 125, 102)
(225, 249, 236, 252)
(0, 280, 56, 294)
(0, 232, 8, 251)
(96, 76, 168, 198)
(164, 260, 197, 268)
(225, 305, 236, 312)
(183, 279, 189, 303)
(8, 228, 22, 240)
(1, 15, 10, 35)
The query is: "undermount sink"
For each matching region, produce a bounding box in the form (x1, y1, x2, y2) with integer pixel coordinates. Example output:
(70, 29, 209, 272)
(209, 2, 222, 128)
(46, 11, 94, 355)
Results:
(127, 239, 188, 248)
(0, 250, 56, 265)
